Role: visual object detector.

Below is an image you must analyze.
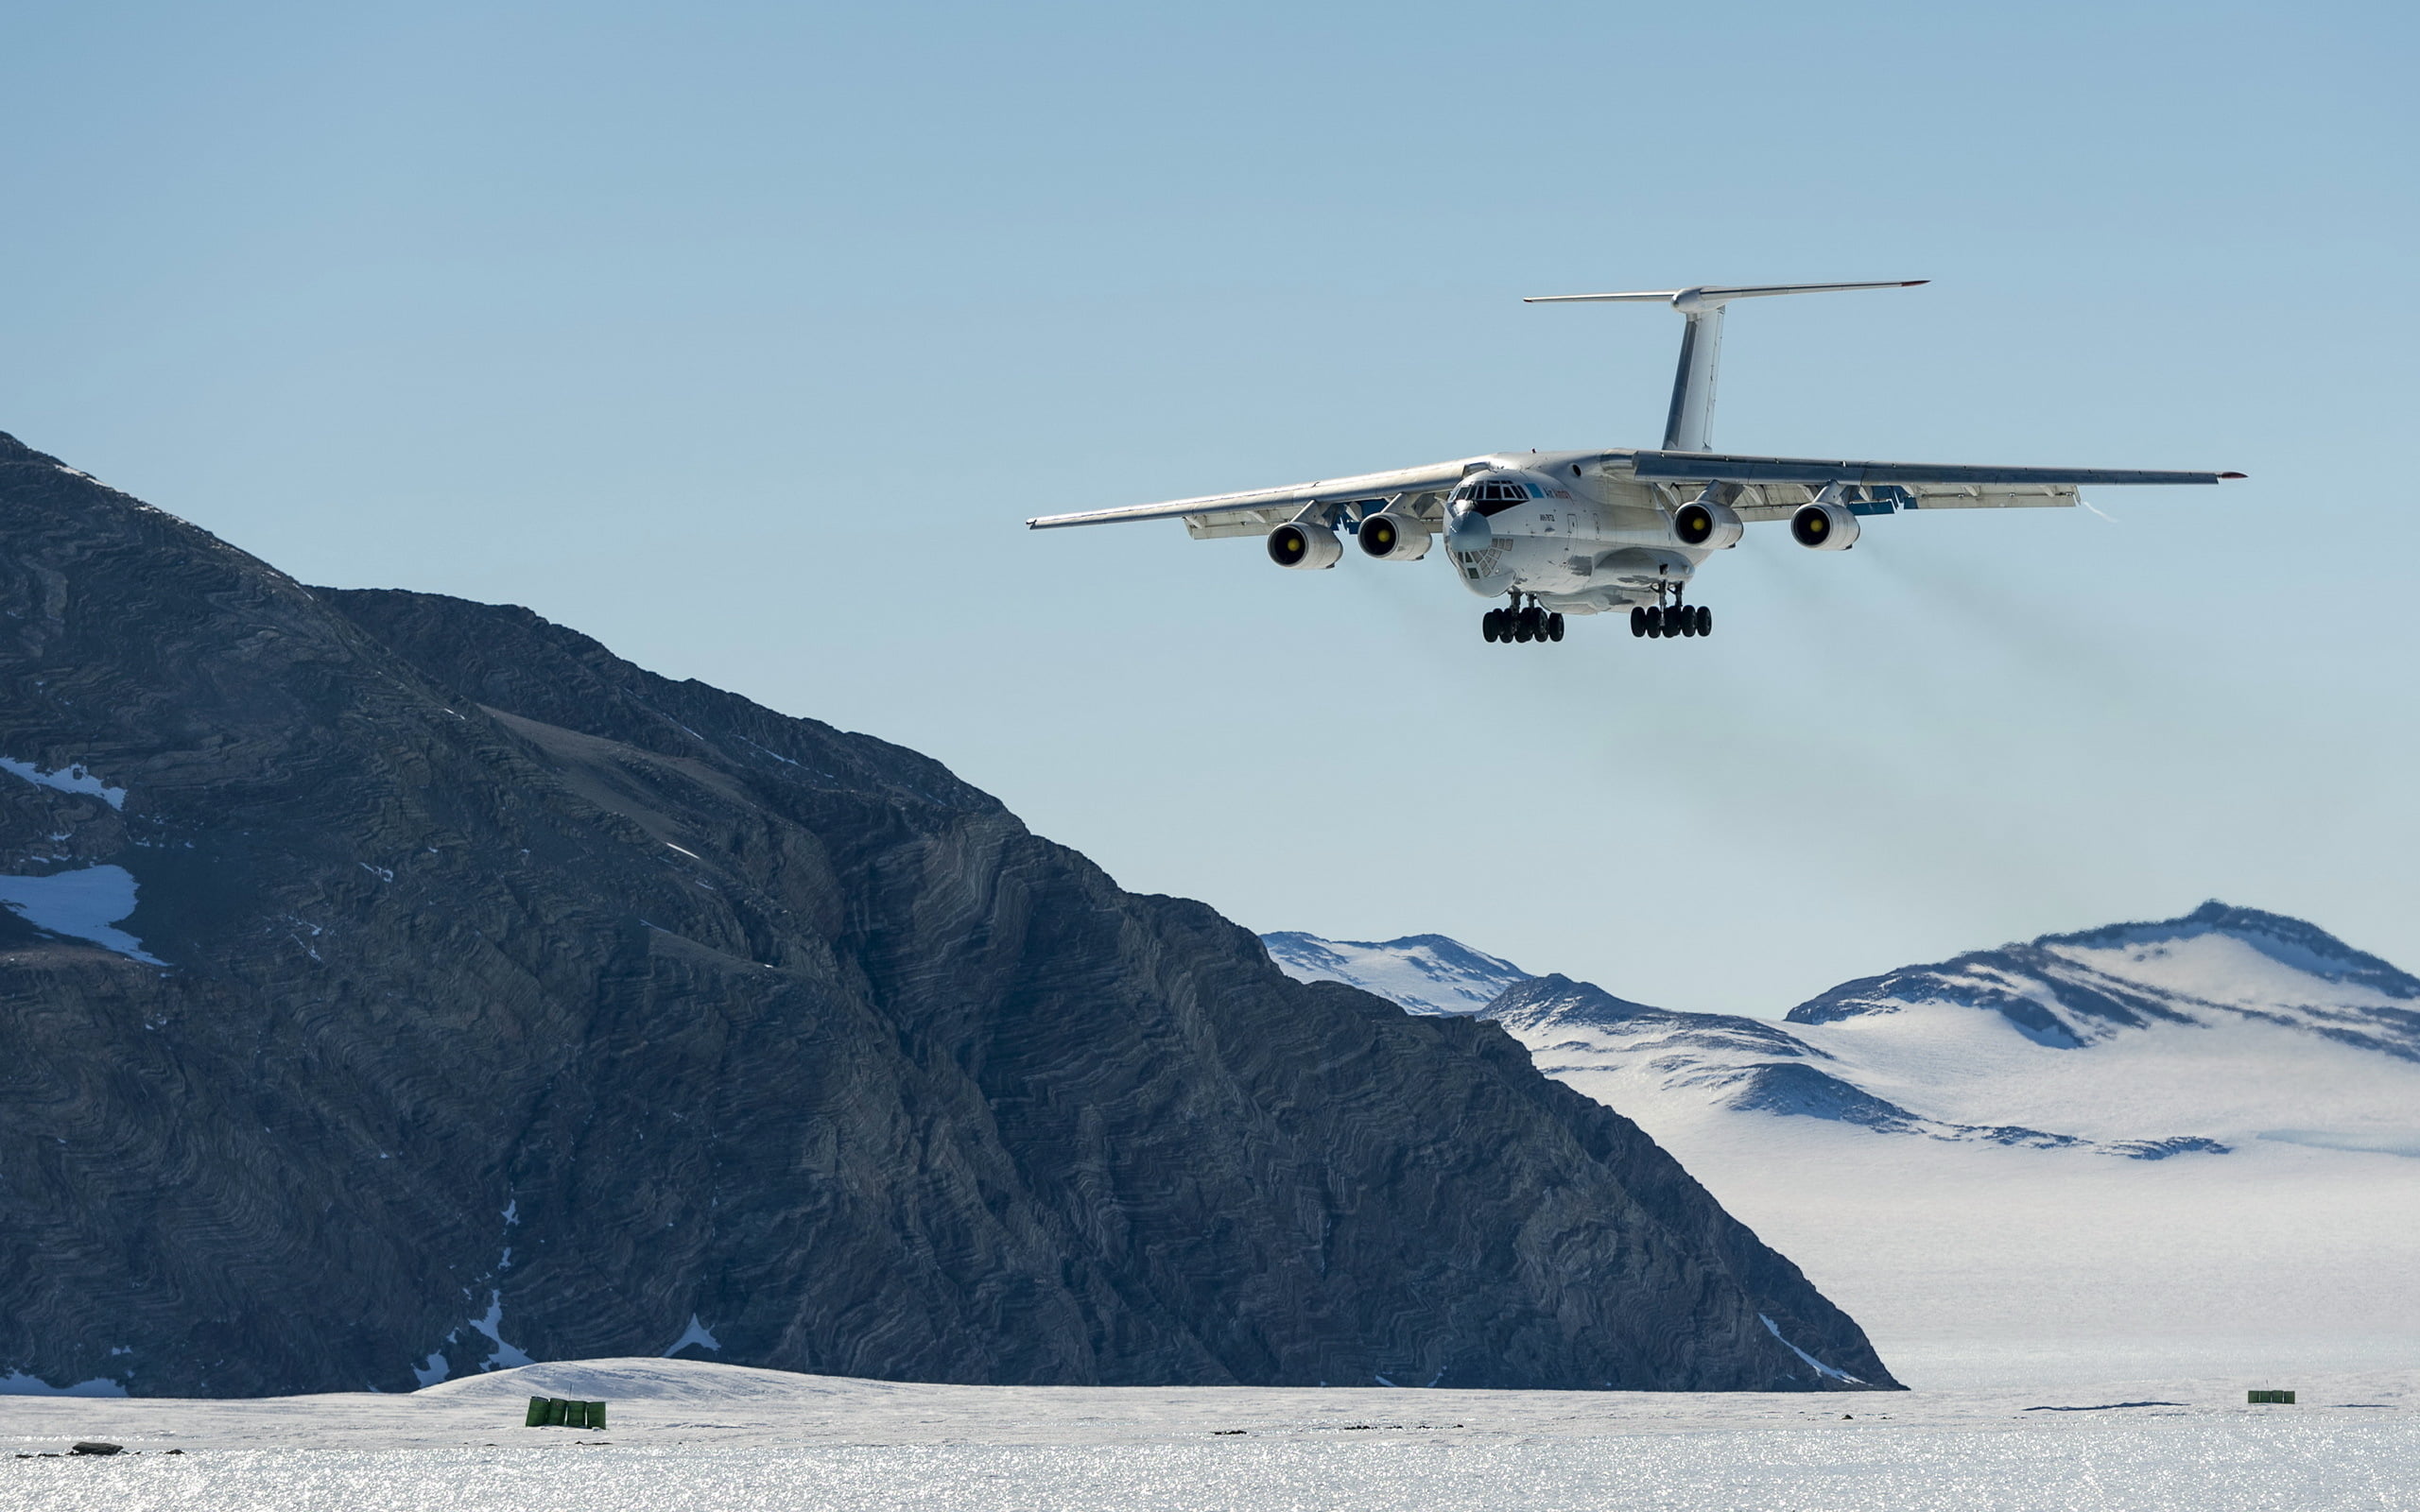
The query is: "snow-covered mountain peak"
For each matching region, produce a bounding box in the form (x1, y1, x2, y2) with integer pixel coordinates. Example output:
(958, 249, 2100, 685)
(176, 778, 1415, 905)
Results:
(2059, 900, 2409, 975)
(1259, 931, 1528, 1017)
(2042, 901, 2419, 1008)
(1787, 902, 2420, 1059)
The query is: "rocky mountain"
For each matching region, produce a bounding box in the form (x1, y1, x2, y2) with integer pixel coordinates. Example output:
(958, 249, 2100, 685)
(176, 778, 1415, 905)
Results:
(0, 430, 1896, 1398)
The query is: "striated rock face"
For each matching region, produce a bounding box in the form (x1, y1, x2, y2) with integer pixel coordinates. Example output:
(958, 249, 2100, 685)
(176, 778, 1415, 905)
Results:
(0, 431, 1896, 1397)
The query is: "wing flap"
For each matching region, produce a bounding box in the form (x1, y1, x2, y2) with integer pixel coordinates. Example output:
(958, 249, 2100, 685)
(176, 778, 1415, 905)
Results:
(1727, 481, 2079, 520)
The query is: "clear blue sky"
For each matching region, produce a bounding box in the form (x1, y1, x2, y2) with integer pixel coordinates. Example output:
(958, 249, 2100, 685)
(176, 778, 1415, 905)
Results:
(5, 1, 2413, 1014)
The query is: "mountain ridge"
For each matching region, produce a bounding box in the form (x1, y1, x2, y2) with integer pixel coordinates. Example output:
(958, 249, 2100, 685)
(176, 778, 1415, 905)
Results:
(1265, 902, 2419, 1154)
(1788, 901, 2420, 1060)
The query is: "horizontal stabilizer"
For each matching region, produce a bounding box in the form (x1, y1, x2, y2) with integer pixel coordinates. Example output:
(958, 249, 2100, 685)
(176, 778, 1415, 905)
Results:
(1523, 280, 1927, 306)
(1631, 451, 2244, 488)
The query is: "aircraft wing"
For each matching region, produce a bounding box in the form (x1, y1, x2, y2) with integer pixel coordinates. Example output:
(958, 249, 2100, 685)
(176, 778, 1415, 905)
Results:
(1629, 451, 2242, 489)
(1027, 458, 1477, 541)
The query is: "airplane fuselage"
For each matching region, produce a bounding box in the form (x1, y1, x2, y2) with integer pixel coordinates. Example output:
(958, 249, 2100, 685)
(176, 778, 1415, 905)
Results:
(1434, 453, 1707, 615)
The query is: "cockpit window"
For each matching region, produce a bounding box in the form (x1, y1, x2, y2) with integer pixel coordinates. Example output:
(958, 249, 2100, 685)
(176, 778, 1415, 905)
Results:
(1466, 480, 1533, 517)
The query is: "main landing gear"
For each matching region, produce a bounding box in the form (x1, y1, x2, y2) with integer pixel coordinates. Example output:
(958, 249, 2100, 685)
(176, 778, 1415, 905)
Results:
(1631, 602, 1712, 639)
(1482, 597, 1564, 645)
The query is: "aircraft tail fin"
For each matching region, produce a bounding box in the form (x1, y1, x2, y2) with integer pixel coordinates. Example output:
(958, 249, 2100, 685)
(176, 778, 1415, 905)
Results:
(1524, 281, 1928, 452)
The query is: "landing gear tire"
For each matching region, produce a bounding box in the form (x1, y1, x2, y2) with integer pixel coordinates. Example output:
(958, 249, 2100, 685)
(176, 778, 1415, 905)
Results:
(1482, 610, 1504, 643)
(1547, 612, 1564, 642)
(1635, 602, 1711, 643)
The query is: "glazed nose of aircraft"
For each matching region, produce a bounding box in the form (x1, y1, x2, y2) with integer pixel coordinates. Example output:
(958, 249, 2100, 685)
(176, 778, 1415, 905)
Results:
(1443, 503, 1492, 553)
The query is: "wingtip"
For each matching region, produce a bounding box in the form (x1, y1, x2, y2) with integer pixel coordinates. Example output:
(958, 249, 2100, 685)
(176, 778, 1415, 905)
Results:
(1902, 280, 1930, 286)
(2219, 472, 2248, 480)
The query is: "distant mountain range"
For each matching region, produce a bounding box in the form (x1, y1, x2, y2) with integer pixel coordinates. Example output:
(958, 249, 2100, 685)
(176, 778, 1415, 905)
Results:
(1265, 905, 2420, 1385)
(1267, 902, 2420, 1156)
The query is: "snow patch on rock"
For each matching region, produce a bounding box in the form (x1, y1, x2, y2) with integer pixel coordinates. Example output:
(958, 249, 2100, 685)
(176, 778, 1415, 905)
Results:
(0, 1368, 128, 1397)
(1760, 1314, 1863, 1384)
(468, 1292, 533, 1370)
(664, 1314, 721, 1357)
(0, 755, 126, 810)
(0, 864, 166, 964)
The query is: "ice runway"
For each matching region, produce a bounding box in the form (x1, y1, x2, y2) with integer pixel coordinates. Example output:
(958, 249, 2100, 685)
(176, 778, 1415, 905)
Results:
(4, 1359, 2413, 1511)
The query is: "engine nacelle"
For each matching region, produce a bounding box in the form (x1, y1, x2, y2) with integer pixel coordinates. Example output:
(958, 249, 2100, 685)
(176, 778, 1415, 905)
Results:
(1356, 512, 1432, 561)
(1267, 521, 1342, 570)
(1673, 499, 1744, 549)
(1789, 502, 1860, 551)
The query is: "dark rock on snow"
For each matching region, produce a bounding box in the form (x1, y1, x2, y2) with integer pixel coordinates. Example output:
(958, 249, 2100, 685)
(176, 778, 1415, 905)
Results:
(1485, 973, 1824, 1062)
(0, 431, 1897, 1396)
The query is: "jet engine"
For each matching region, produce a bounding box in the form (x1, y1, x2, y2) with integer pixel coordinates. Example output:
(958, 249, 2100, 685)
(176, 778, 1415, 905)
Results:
(1267, 521, 1342, 570)
(1789, 502, 1859, 550)
(1357, 512, 1432, 561)
(1673, 499, 1744, 549)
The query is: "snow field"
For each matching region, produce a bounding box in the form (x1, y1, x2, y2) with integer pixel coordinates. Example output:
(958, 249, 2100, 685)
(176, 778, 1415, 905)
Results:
(1533, 1045, 2420, 1390)
(4, 1360, 2413, 1512)
(7, 1425, 2417, 1512)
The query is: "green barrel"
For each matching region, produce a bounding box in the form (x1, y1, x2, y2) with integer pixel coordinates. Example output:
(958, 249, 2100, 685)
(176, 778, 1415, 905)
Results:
(588, 1401, 608, 1431)
(525, 1396, 549, 1427)
(545, 1397, 569, 1426)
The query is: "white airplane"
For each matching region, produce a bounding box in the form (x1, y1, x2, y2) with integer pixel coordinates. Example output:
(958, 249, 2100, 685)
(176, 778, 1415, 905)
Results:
(1027, 281, 2242, 643)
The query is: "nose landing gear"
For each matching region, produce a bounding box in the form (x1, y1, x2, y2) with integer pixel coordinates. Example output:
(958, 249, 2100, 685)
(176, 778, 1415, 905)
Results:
(1481, 596, 1564, 644)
